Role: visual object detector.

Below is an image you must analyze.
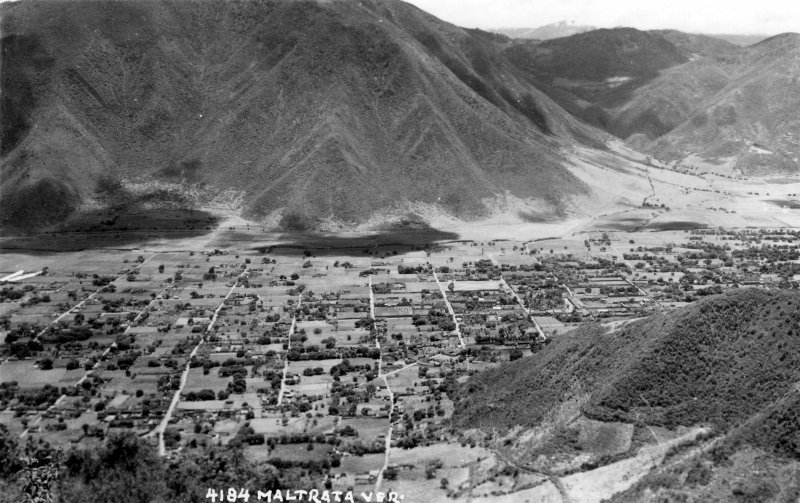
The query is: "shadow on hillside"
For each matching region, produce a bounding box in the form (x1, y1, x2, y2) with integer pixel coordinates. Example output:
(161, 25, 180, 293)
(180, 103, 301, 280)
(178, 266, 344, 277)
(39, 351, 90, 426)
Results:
(643, 220, 707, 231)
(518, 210, 560, 223)
(768, 199, 800, 209)
(0, 208, 219, 253)
(261, 228, 461, 257)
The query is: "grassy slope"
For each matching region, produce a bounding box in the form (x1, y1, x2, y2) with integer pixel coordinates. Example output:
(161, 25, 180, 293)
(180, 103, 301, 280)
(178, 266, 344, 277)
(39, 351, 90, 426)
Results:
(454, 289, 800, 433)
(0, 0, 602, 231)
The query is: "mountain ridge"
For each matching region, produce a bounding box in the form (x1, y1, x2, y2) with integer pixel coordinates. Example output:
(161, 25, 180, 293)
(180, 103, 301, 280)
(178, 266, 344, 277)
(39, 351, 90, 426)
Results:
(499, 27, 800, 174)
(0, 0, 609, 232)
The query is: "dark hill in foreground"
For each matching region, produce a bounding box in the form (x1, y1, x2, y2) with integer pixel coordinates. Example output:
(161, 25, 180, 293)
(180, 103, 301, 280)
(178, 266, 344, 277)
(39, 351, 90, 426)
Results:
(452, 288, 800, 501)
(455, 288, 800, 434)
(0, 0, 604, 232)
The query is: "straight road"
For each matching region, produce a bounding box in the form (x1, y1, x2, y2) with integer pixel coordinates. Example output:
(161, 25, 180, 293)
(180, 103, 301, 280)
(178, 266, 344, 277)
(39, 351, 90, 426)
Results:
(153, 269, 248, 455)
(431, 270, 466, 349)
(277, 292, 304, 407)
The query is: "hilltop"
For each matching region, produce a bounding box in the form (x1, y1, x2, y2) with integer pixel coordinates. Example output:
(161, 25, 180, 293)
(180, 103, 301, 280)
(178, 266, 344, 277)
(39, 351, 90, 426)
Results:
(0, 0, 607, 233)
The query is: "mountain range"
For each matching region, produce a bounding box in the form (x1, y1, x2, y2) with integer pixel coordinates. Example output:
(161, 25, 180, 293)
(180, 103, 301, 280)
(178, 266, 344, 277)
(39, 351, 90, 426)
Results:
(1, 0, 798, 232)
(493, 23, 770, 47)
(501, 28, 800, 174)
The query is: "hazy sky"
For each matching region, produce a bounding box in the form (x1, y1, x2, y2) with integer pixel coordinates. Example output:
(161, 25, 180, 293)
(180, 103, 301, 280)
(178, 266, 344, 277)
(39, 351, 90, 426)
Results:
(404, 0, 800, 35)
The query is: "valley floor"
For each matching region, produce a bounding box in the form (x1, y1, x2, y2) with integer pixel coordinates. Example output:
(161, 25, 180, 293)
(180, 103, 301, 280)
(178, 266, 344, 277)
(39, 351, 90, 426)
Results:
(2, 168, 800, 501)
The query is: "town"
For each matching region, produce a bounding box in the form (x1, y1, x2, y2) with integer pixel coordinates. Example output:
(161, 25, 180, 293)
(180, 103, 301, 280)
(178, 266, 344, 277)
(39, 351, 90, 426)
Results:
(2, 225, 799, 500)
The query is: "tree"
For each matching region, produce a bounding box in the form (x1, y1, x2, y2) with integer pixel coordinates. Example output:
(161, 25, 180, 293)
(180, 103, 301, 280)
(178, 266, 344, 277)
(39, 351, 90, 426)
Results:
(447, 281, 455, 293)
(425, 458, 443, 479)
(384, 466, 398, 480)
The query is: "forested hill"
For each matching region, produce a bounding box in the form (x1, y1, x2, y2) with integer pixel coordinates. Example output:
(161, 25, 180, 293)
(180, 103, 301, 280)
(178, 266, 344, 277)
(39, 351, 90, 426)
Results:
(454, 288, 800, 435)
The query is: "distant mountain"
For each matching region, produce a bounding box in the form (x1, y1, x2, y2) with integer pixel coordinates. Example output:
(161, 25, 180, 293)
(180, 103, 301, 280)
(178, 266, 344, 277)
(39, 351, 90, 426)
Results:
(493, 21, 597, 40)
(705, 33, 771, 46)
(0, 0, 606, 232)
(510, 28, 689, 84)
(648, 33, 800, 174)
(453, 289, 800, 497)
(502, 28, 800, 174)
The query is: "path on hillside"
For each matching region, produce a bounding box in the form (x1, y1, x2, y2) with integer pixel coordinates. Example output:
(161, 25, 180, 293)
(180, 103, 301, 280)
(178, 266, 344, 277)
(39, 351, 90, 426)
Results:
(277, 291, 304, 407)
(153, 268, 248, 455)
(490, 448, 573, 503)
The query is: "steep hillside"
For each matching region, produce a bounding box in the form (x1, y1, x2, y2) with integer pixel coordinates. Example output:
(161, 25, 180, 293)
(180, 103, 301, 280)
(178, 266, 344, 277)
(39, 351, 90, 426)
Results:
(503, 29, 741, 138)
(503, 28, 690, 124)
(451, 289, 800, 500)
(608, 386, 800, 502)
(0, 0, 605, 232)
(455, 289, 800, 432)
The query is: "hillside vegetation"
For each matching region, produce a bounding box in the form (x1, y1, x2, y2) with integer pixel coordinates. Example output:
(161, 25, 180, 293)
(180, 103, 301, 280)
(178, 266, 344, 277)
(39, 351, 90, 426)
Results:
(455, 289, 800, 435)
(0, 429, 285, 503)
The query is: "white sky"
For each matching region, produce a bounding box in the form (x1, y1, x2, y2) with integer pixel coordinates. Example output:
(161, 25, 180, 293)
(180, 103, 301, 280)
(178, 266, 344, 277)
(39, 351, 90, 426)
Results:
(404, 0, 800, 35)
